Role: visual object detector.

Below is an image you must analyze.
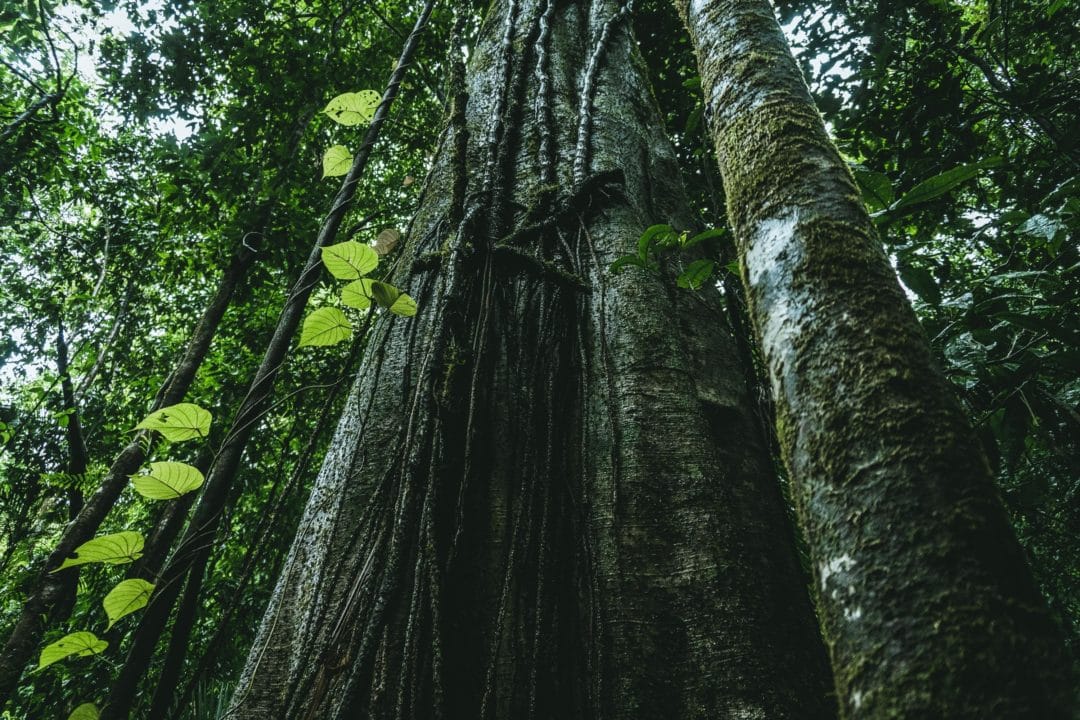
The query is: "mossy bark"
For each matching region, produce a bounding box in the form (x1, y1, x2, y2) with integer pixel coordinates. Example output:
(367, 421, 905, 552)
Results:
(674, 0, 1074, 717)
(227, 1, 834, 718)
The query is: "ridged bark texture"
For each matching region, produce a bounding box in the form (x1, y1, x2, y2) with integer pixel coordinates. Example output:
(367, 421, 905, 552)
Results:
(674, 0, 1074, 717)
(227, 2, 834, 718)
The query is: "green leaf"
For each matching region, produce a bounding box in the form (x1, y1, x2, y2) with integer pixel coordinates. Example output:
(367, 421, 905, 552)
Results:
(610, 254, 648, 274)
(682, 228, 726, 249)
(299, 307, 352, 347)
(389, 293, 418, 317)
(134, 403, 212, 442)
(68, 703, 99, 720)
(103, 579, 154, 630)
(38, 632, 107, 670)
(322, 90, 380, 126)
(321, 240, 378, 279)
(851, 166, 894, 211)
(322, 145, 353, 178)
(637, 224, 675, 260)
(130, 462, 205, 500)
(898, 263, 941, 305)
(890, 157, 1002, 214)
(341, 279, 376, 309)
(369, 281, 401, 309)
(54, 532, 145, 571)
(677, 259, 716, 290)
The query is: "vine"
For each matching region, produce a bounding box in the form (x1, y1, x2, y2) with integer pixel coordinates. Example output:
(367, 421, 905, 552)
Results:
(28, 85, 418, 720)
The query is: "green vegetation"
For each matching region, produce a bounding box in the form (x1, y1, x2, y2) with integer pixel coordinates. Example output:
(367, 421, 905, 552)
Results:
(1, 0, 1075, 717)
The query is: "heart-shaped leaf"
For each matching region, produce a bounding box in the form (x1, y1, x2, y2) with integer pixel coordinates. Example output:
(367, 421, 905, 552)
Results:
(299, 307, 352, 347)
(322, 90, 380, 126)
(134, 403, 211, 442)
(53, 532, 144, 572)
(103, 579, 154, 630)
(322, 145, 353, 178)
(341, 279, 376, 309)
(131, 462, 204, 500)
(322, 240, 378, 279)
(389, 293, 418, 317)
(38, 632, 107, 670)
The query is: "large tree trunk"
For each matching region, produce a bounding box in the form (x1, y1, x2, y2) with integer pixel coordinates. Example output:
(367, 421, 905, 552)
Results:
(674, 1, 1073, 717)
(228, 2, 834, 718)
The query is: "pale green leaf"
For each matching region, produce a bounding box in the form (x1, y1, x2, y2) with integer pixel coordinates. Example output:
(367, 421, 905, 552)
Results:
(38, 632, 107, 670)
(322, 90, 380, 126)
(341, 279, 376, 309)
(131, 462, 204, 500)
(299, 307, 352, 347)
(389, 293, 418, 317)
(322, 145, 353, 178)
(321, 240, 378, 279)
(53, 532, 144, 572)
(103, 579, 154, 630)
(68, 703, 99, 720)
(134, 403, 211, 442)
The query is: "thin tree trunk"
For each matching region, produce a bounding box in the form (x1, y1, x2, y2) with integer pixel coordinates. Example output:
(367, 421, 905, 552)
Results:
(50, 322, 89, 624)
(98, 6, 436, 717)
(227, 2, 833, 718)
(674, 0, 1073, 716)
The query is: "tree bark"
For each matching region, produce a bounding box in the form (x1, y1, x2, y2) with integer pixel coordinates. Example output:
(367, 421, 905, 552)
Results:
(674, 0, 1073, 716)
(227, 2, 834, 718)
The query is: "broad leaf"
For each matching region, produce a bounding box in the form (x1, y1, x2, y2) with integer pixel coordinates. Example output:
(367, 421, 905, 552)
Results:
(103, 579, 154, 630)
(889, 157, 1002, 214)
(851, 166, 894, 211)
(677, 259, 716, 290)
(38, 632, 107, 670)
(134, 403, 211, 442)
(131, 462, 204, 500)
(54, 532, 144, 572)
(322, 90, 380, 126)
(68, 703, 99, 720)
(322, 145, 353, 178)
(299, 307, 352, 347)
(341, 279, 376, 309)
(322, 240, 378, 279)
(389, 293, 418, 317)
